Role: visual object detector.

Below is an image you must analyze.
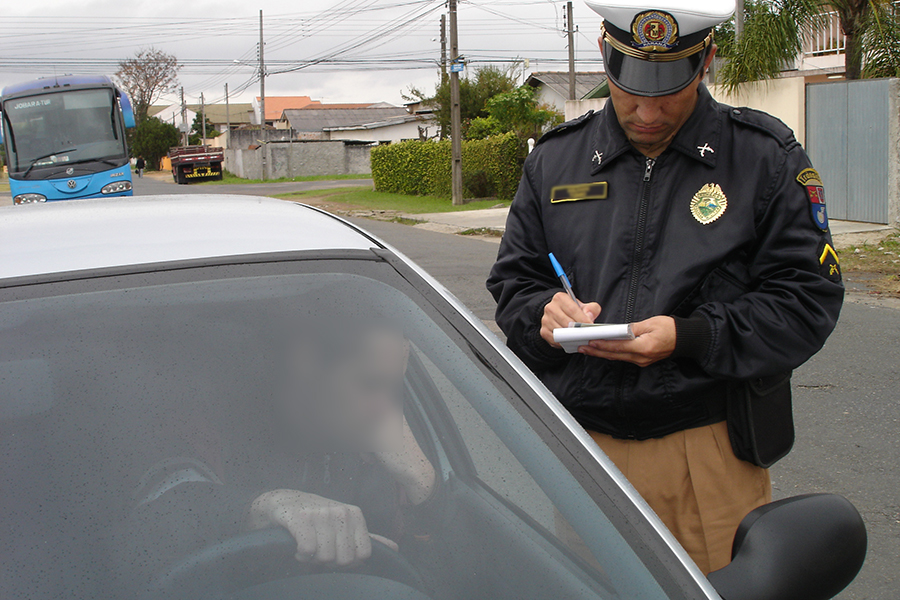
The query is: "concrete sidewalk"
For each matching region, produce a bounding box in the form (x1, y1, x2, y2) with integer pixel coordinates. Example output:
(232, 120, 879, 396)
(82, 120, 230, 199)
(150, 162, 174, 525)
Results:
(406, 204, 895, 245)
(405, 207, 510, 235)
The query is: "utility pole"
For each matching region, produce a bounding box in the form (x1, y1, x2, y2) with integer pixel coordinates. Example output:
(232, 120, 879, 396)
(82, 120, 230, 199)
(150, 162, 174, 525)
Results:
(200, 92, 206, 143)
(449, 0, 463, 205)
(225, 83, 230, 147)
(440, 14, 447, 83)
(735, 0, 744, 41)
(180, 87, 188, 146)
(566, 1, 576, 101)
(259, 9, 267, 179)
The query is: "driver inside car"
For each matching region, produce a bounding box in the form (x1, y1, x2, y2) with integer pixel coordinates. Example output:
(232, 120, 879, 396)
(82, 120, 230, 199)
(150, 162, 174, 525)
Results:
(247, 319, 437, 565)
(112, 304, 439, 592)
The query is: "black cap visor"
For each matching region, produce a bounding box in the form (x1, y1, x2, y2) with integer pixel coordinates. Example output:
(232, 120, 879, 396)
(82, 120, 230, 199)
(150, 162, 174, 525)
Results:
(602, 39, 708, 97)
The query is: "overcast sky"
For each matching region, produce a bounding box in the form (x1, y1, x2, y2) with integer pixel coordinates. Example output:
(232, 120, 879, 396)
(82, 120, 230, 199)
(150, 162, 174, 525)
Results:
(0, 0, 606, 108)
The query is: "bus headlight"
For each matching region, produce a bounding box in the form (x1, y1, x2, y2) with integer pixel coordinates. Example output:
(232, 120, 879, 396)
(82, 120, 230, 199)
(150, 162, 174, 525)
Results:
(101, 181, 133, 194)
(14, 193, 47, 205)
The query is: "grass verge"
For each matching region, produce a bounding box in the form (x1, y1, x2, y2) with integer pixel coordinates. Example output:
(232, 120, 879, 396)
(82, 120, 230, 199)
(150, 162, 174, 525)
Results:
(199, 171, 371, 185)
(459, 227, 504, 237)
(275, 187, 510, 214)
(840, 229, 900, 296)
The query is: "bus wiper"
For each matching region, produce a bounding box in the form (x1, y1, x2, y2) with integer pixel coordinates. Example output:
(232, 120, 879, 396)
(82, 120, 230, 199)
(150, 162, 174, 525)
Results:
(110, 104, 119, 140)
(1, 111, 16, 155)
(22, 149, 76, 179)
(64, 157, 120, 168)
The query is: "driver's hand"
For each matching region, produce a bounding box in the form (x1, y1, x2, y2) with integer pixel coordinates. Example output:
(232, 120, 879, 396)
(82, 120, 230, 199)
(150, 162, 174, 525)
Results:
(248, 489, 398, 567)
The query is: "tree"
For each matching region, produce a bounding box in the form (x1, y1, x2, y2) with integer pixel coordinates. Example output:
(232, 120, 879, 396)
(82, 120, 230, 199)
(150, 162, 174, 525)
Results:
(468, 87, 563, 142)
(859, 1, 900, 78)
(717, 0, 900, 89)
(189, 113, 217, 146)
(130, 117, 180, 171)
(405, 65, 518, 139)
(115, 48, 180, 125)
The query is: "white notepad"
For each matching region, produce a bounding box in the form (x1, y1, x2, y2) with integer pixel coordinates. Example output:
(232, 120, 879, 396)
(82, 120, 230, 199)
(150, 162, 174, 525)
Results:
(553, 323, 635, 353)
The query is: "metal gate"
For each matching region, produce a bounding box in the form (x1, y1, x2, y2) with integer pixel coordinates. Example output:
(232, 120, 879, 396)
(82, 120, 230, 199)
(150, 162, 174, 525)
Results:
(806, 79, 892, 224)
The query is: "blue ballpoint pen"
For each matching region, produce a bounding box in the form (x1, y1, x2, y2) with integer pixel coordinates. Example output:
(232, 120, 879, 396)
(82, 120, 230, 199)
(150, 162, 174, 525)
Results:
(548, 253, 581, 307)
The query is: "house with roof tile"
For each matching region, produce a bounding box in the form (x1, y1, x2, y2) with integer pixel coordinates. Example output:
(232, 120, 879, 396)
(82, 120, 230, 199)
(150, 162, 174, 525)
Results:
(525, 72, 608, 113)
(280, 103, 436, 144)
(252, 96, 323, 127)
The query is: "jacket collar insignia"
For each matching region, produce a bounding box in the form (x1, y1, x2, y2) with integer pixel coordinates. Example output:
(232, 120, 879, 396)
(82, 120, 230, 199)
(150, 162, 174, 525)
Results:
(589, 103, 634, 175)
(668, 83, 721, 167)
(589, 82, 722, 174)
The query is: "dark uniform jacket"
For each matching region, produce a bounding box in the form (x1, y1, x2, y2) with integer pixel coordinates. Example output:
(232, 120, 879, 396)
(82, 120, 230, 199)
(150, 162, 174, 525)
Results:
(487, 84, 844, 440)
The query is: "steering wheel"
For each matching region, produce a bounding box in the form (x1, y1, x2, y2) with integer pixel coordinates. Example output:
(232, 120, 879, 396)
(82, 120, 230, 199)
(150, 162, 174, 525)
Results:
(145, 527, 427, 600)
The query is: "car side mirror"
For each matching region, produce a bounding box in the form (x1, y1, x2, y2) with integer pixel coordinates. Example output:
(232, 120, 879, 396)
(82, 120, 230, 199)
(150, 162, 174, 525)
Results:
(707, 493, 866, 600)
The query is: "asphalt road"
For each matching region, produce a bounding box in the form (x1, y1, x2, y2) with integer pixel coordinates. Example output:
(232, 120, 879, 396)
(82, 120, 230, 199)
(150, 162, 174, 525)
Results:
(350, 217, 900, 600)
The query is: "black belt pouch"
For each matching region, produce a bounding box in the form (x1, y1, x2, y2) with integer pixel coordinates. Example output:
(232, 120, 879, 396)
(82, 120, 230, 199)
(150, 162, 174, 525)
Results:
(726, 372, 794, 468)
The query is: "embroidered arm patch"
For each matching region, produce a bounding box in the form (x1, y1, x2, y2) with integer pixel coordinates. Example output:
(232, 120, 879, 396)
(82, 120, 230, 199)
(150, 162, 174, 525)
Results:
(818, 239, 841, 283)
(797, 168, 828, 232)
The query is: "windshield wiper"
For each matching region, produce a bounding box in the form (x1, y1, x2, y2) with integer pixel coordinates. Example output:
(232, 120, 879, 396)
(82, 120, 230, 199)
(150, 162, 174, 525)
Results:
(22, 149, 77, 179)
(64, 157, 120, 169)
(1, 111, 17, 156)
(110, 104, 119, 140)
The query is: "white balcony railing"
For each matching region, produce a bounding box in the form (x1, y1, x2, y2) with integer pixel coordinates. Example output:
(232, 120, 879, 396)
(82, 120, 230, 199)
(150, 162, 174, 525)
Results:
(803, 10, 845, 56)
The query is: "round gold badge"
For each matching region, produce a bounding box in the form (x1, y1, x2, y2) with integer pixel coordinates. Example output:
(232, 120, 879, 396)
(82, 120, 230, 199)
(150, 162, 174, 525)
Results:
(690, 183, 728, 224)
(631, 11, 678, 52)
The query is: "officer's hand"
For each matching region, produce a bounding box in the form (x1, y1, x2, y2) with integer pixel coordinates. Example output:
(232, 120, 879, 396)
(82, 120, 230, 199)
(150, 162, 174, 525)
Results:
(580, 316, 676, 367)
(541, 292, 601, 348)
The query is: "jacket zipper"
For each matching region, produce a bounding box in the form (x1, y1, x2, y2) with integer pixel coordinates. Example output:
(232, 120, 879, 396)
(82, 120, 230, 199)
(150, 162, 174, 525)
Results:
(615, 156, 655, 438)
(624, 157, 655, 322)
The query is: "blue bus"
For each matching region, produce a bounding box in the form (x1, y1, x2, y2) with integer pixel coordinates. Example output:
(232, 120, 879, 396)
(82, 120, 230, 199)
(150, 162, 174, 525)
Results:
(0, 75, 136, 205)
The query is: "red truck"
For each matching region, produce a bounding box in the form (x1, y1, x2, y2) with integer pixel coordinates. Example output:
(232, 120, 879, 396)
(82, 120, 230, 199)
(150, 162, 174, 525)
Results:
(168, 145, 224, 184)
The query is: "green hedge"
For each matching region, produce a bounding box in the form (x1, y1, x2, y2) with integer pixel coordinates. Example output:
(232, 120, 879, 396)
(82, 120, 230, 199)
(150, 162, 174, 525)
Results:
(371, 132, 522, 200)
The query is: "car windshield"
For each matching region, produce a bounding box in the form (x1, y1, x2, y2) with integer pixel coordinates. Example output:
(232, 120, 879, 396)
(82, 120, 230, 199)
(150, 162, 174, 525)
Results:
(0, 259, 682, 600)
(2, 88, 126, 177)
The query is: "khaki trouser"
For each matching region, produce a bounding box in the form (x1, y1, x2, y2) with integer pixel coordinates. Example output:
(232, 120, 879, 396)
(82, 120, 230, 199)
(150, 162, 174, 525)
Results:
(588, 420, 771, 574)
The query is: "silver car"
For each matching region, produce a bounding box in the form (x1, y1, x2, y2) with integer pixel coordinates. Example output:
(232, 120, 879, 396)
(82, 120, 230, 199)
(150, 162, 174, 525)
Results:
(0, 196, 865, 600)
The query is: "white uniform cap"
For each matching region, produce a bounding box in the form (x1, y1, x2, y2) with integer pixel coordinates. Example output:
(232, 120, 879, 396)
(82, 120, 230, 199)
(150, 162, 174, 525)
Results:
(585, 0, 735, 37)
(585, 0, 735, 96)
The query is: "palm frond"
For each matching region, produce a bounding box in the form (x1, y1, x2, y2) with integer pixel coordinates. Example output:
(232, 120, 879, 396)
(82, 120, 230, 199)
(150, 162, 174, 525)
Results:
(862, 0, 900, 77)
(718, 0, 831, 91)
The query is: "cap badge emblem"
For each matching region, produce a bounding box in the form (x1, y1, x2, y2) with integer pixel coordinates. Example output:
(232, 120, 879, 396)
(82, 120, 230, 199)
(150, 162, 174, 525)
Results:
(631, 11, 678, 52)
(690, 183, 727, 224)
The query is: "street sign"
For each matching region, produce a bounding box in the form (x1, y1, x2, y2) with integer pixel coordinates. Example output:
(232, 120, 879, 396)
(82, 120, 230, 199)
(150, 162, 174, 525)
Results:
(450, 63, 464, 73)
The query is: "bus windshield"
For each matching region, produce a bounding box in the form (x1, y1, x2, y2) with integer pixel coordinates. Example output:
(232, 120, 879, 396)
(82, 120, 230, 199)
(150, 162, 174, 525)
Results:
(3, 88, 127, 178)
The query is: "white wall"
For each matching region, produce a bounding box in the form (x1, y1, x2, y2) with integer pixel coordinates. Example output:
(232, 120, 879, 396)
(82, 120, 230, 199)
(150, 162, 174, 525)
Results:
(565, 98, 607, 121)
(326, 119, 436, 144)
(709, 77, 806, 145)
(535, 86, 566, 113)
(564, 79, 806, 143)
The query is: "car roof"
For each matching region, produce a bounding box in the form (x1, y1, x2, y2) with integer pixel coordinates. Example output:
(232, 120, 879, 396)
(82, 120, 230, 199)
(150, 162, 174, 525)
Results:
(0, 195, 379, 280)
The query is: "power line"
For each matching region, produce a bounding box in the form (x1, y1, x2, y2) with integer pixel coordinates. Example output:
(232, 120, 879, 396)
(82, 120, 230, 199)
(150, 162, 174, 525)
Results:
(0, 2, 606, 103)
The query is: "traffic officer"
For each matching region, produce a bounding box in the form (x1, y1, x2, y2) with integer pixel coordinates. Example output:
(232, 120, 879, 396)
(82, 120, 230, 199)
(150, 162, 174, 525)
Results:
(486, 0, 844, 574)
